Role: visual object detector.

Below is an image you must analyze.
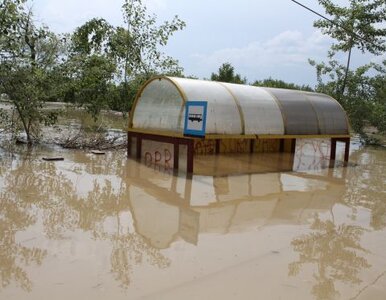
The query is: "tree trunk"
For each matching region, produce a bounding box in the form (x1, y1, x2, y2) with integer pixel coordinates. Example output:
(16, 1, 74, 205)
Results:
(14, 101, 32, 144)
(339, 43, 353, 101)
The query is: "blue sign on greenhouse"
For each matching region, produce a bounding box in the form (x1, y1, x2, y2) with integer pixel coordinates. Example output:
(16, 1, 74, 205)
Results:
(183, 101, 208, 137)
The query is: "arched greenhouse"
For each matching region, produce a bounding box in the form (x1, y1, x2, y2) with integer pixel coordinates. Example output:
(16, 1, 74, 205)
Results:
(127, 76, 350, 174)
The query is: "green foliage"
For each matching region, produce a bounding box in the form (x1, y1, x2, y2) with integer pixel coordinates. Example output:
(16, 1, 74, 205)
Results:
(62, 0, 186, 117)
(72, 18, 113, 55)
(368, 63, 386, 133)
(314, 0, 386, 100)
(120, 0, 186, 78)
(107, 75, 149, 113)
(0, 1, 63, 143)
(309, 0, 386, 141)
(211, 63, 246, 84)
(310, 57, 386, 135)
(74, 55, 117, 119)
(315, 0, 386, 54)
(252, 78, 313, 91)
(0, 108, 9, 130)
(0, 0, 186, 144)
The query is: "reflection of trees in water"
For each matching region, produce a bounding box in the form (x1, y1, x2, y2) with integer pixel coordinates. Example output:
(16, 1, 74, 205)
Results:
(70, 178, 170, 288)
(0, 159, 48, 291)
(344, 148, 386, 230)
(0, 153, 170, 291)
(289, 215, 370, 300)
(109, 233, 171, 288)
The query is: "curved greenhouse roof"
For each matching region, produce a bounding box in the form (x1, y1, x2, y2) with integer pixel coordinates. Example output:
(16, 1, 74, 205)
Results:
(129, 76, 349, 137)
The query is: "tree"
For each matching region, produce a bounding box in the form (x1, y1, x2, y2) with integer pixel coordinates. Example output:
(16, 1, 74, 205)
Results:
(0, 1, 63, 144)
(314, 0, 386, 98)
(62, 18, 118, 119)
(119, 0, 185, 80)
(369, 62, 386, 133)
(309, 1, 386, 140)
(252, 78, 313, 91)
(113, 0, 185, 112)
(310, 55, 386, 136)
(289, 215, 370, 300)
(211, 63, 246, 84)
(64, 0, 186, 116)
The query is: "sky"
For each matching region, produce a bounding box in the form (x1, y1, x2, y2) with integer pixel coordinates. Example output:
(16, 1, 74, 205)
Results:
(31, 0, 383, 86)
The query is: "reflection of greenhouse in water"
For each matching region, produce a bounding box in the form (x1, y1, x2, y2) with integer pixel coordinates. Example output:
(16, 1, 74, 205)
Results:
(126, 162, 346, 248)
(128, 77, 351, 174)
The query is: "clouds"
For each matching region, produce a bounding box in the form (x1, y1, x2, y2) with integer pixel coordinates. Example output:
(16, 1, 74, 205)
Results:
(30, 0, 380, 86)
(32, 0, 167, 33)
(33, 0, 123, 33)
(188, 30, 332, 84)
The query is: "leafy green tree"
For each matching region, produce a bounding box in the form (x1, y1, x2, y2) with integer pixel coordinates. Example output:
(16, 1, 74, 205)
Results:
(64, 0, 186, 116)
(62, 18, 118, 119)
(370, 62, 386, 133)
(112, 0, 185, 112)
(314, 0, 386, 97)
(0, 1, 63, 143)
(252, 78, 313, 91)
(309, 1, 386, 140)
(310, 56, 386, 136)
(211, 63, 246, 84)
(119, 0, 186, 80)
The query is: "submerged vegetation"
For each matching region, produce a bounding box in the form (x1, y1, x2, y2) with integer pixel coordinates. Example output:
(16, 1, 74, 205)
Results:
(0, 0, 385, 147)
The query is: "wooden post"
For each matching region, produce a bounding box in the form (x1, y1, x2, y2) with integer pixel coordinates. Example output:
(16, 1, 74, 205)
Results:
(187, 139, 194, 173)
(136, 136, 142, 160)
(330, 138, 337, 168)
(330, 138, 337, 161)
(250, 139, 255, 154)
(215, 139, 220, 154)
(174, 141, 179, 171)
(127, 132, 131, 157)
(290, 138, 296, 153)
(279, 139, 284, 153)
(344, 138, 350, 164)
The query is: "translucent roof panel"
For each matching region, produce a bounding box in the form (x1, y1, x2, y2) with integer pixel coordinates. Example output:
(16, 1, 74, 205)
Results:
(132, 78, 184, 132)
(264, 88, 320, 135)
(224, 83, 284, 135)
(130, 76, 349, 136)
(305, 93, 348, 134)
(171, 78, 243, 134)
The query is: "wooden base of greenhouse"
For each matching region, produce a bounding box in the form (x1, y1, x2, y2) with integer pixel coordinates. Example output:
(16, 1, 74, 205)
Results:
(127, 130, 350, 174)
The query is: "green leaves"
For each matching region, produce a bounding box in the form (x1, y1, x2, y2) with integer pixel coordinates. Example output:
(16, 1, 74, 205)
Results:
(0, 0, 66, 143)
(310, 1, 386, 140)
(312, 58, 386, 135)
(253, 78, 313, 91)
(64, 0, 186, 116)
(315, 0, 386, 54)
(119, 0, 185, 78)
(72, 18, 113, 55)
(1, 0, 187, 143)
(211, 63, 247, 84)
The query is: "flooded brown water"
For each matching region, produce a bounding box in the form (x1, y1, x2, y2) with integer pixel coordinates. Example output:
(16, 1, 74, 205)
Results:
(0, 140, 385, 300)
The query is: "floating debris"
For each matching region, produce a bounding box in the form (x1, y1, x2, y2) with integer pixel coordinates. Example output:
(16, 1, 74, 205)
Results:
(91, 150, 105, 155)
(42, 157, 64, 161)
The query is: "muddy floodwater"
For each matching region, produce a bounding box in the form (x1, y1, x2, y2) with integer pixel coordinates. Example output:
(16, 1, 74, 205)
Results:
(0, 140, 385, 300)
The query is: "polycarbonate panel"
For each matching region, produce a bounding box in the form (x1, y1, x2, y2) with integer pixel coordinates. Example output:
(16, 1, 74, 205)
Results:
(224, 83, 285, 134)
(170, 78, 243, 134)
(132, 76, 349, 136)
(305, 93, 349, 134)
(264, 88, 319, 135)
(132, 78, 184, 132)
